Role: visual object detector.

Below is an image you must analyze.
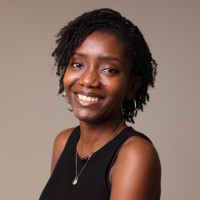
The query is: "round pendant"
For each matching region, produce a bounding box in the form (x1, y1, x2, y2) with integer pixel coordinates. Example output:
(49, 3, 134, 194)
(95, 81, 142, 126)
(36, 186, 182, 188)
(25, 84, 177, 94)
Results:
(72, 178, 78, 185)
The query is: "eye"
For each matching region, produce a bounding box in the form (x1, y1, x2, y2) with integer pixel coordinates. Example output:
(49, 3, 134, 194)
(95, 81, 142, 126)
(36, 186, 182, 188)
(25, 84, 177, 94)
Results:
(102, 67, 119, 75)
(71, 62, 84, 69)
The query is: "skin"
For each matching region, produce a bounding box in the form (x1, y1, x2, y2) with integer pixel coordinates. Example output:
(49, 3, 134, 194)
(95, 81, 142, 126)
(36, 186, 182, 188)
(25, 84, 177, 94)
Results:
(51, 31, 161, 200)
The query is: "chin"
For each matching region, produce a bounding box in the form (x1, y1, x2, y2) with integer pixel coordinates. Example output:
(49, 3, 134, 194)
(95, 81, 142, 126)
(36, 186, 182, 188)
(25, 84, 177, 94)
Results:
(74, 110, 96, 122)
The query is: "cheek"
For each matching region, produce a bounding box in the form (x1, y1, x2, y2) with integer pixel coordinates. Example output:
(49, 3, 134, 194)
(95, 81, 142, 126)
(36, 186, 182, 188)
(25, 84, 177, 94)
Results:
(104, 77, 128, 101)
(63, 69, 76, 90)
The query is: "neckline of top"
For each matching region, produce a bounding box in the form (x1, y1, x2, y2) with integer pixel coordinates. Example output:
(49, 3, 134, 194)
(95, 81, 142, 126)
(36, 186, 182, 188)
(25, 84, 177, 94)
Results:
(76, 126, 132, 159)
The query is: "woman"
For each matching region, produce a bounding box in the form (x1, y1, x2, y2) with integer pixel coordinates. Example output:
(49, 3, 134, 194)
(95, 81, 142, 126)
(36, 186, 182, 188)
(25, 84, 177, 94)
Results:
(40, 8, 161, 200)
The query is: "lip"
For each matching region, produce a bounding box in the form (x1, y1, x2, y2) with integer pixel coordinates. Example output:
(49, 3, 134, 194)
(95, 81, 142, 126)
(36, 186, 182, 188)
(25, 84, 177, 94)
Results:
(73, 91, 104, 107)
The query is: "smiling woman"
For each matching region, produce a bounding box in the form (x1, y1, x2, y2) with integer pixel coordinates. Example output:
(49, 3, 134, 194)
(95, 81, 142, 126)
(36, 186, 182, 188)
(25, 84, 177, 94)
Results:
(64, 31, 132, 123)
(39, 8, 161, 200)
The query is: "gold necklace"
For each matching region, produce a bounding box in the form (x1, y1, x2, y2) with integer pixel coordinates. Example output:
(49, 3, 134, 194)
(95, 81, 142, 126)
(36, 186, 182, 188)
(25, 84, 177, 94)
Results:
(72, 121, 124, 185)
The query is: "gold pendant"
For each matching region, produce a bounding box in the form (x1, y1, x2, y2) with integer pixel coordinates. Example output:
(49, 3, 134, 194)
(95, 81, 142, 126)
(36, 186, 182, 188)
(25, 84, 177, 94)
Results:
(72, 177, 78, 185)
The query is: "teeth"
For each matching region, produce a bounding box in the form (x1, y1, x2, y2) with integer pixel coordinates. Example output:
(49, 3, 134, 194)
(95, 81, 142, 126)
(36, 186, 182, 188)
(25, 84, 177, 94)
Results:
(77, 94, 99, 102)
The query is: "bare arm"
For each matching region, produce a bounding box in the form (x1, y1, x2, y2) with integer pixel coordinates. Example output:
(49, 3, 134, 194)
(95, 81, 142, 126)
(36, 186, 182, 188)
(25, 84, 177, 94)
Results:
(110, 136, 161, 200)
(51, 128, 74, 173)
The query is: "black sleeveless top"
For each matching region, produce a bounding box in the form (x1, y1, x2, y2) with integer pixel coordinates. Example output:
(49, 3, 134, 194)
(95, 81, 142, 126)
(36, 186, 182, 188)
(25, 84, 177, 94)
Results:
(39, 126, 151, 200)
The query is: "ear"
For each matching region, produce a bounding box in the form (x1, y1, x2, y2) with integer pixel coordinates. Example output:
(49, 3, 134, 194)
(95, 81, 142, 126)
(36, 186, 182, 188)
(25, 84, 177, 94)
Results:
(126, 76, 142, 99)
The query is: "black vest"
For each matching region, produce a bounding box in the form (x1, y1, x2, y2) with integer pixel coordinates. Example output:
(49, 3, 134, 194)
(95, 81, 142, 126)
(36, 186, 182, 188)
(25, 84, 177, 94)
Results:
(39, 126, 151, 200)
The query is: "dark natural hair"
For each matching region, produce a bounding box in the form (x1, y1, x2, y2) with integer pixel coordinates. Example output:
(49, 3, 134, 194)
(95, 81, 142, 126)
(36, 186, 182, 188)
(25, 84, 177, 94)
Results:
(52, 8, 157, 123)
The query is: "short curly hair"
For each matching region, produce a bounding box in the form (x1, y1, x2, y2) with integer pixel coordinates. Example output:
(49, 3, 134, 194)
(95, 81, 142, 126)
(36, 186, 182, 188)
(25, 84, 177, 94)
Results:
(52, 8, 157, 123)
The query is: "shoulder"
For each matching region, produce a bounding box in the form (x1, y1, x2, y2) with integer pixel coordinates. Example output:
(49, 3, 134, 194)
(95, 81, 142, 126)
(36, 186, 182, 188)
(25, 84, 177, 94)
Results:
(51, 127, 75, 173)
(110, 135, 161, 200)
(117, 127, 159, 169)
(120, 135, 160, 165)
(54, 128, 75, 149)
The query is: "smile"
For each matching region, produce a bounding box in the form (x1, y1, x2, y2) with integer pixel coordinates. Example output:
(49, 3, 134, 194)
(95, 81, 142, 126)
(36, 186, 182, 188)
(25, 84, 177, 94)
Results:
(77, 94, 100, 102)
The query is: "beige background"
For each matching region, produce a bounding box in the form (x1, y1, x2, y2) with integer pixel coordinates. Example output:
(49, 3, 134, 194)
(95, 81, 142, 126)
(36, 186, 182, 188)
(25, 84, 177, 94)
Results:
(0, 0, 200, 199)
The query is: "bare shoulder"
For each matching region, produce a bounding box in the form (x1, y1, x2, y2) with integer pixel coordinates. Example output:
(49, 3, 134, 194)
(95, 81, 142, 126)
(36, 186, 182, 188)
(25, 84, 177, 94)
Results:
(120, 136, 160, 166)
(51, 127, 75, 173)
(110, 136, 161, 200)
(54, 128, 74, 149)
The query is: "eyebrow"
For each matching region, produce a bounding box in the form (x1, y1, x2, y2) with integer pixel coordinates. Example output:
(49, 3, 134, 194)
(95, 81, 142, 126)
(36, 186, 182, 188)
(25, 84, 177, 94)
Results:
(72, 52, 123, 64)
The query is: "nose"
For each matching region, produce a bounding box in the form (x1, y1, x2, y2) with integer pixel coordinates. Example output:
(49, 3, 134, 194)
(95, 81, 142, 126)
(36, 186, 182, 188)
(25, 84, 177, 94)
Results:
(79, 68, 100, 88)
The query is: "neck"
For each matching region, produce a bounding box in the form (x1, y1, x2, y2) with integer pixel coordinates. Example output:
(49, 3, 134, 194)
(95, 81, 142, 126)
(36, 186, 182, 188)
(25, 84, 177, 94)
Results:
(77, 118, 126, 158)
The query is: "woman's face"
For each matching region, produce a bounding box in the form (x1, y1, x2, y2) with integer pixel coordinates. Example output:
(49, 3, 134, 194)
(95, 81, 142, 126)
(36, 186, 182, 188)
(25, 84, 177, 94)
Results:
(63, 31, 136, 123)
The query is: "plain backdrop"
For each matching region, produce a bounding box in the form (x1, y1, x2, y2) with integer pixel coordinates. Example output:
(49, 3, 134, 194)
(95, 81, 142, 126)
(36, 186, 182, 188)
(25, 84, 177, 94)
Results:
(0, 0, 200, 199)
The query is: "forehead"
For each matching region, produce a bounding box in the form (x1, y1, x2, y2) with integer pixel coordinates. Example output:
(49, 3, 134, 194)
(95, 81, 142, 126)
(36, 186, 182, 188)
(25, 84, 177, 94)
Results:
(74, 31, 127, 58)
